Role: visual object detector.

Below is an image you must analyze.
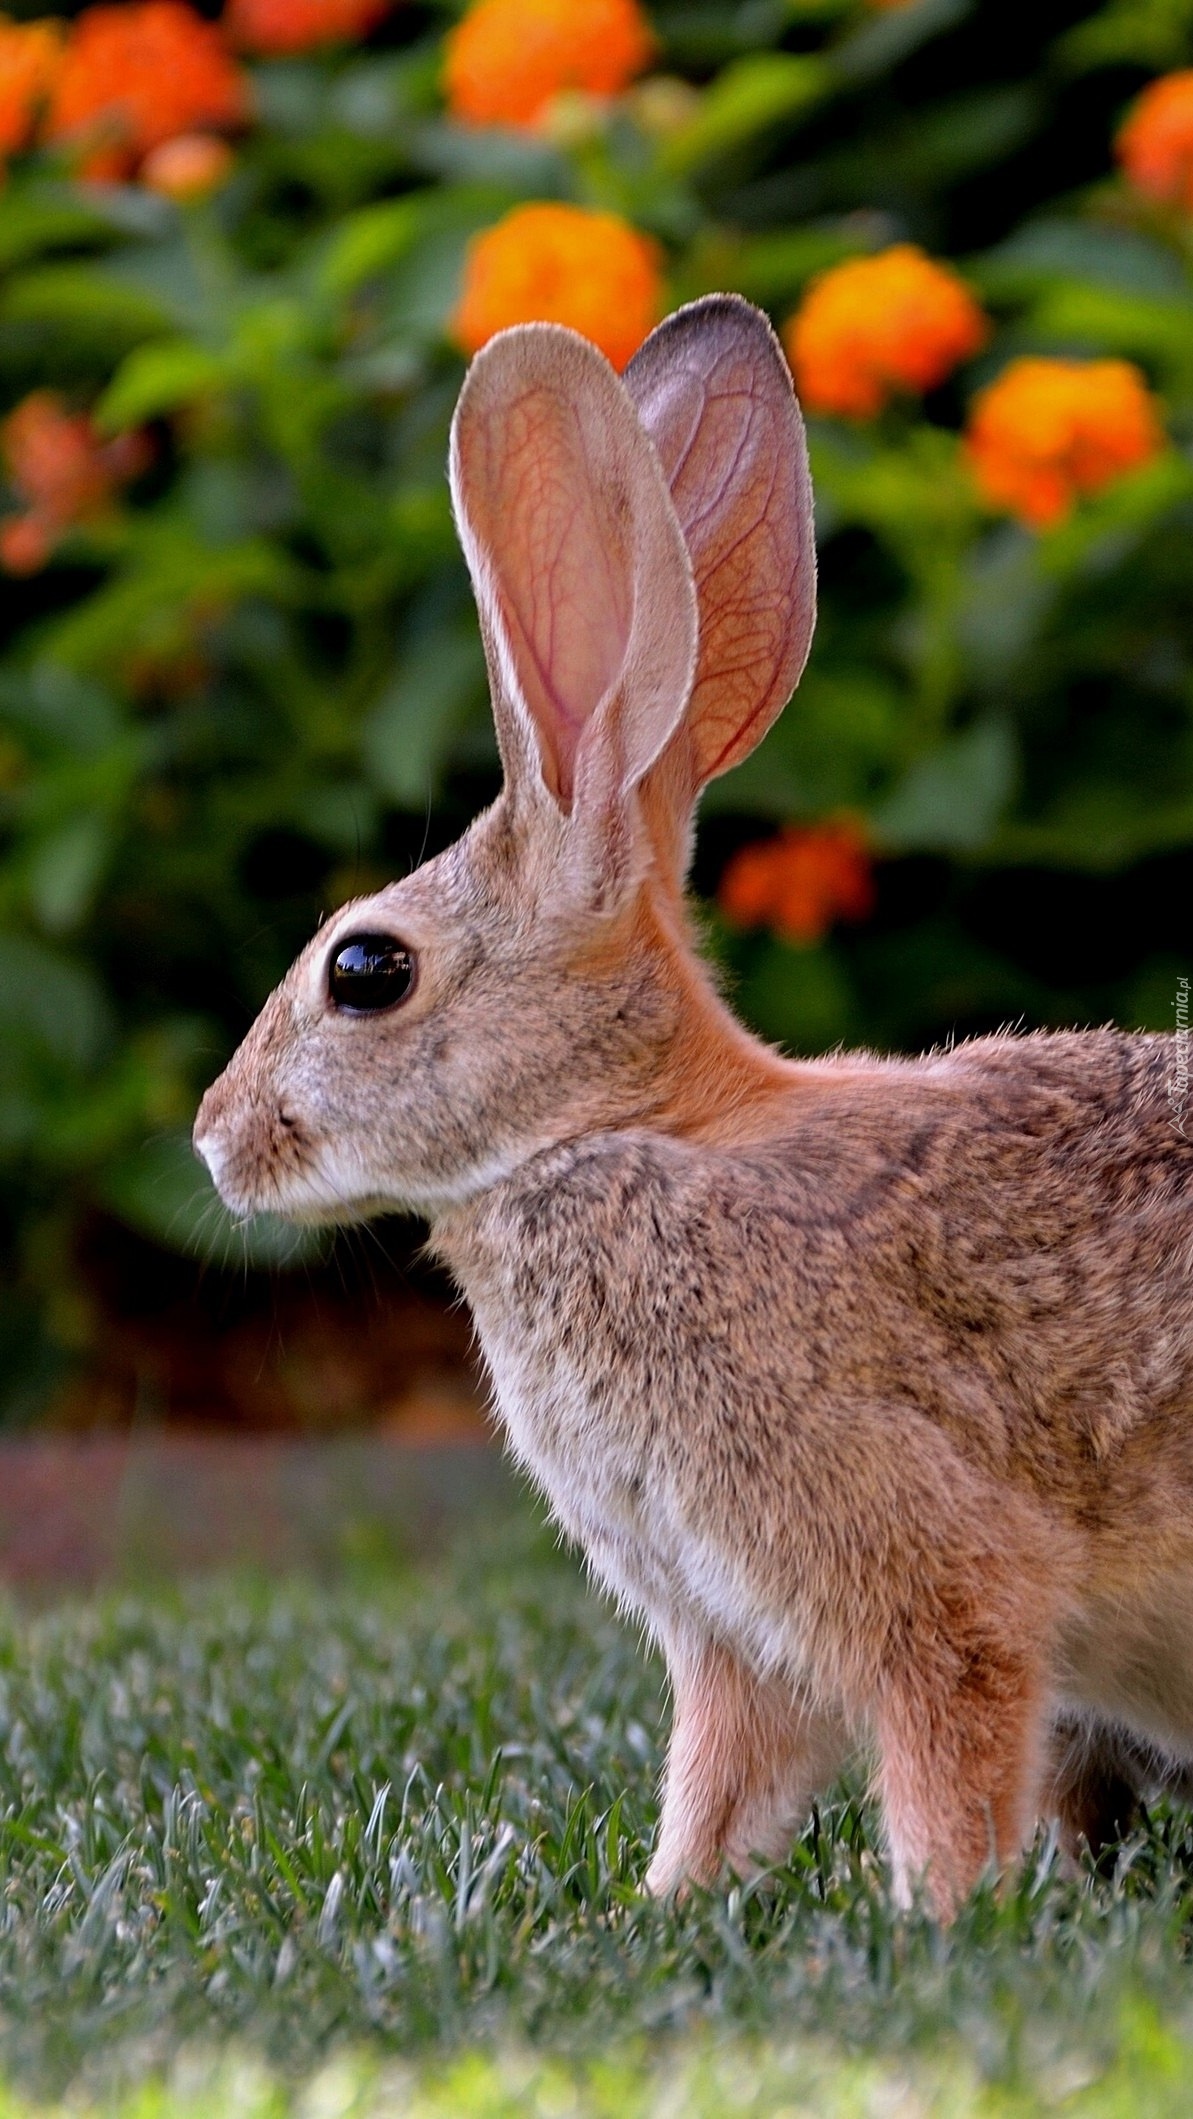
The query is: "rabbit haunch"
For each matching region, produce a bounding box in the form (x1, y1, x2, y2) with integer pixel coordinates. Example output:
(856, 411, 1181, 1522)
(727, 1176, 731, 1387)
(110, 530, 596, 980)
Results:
(194, 296, 1193, 1918)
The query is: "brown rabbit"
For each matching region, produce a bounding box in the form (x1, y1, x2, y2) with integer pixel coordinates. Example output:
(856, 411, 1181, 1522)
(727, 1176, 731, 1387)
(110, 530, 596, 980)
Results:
(194, 295, 1193, 1918)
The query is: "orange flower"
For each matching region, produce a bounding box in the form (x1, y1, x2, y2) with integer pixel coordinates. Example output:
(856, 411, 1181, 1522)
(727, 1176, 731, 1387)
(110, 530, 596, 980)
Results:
(450, 202, 662, 373)
(46, 2, 247, 181)
(0, 15, 61, 159)
(783, 245, 988, 419)
(0, 515, 52, 574)
(141, 130, 233, 197)
(965, 357, 1164, 529)
(0, 391, 151, 574)
(1117, 70, 1193, 213)
(444, 0, 654, 132)
(224, 0, 393, 55)
(719, 820, 875, 946)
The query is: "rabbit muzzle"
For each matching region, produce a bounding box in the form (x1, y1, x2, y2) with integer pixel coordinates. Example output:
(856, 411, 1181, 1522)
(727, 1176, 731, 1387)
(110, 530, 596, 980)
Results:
(193, 1066, 316, 1220)
(193, 1080, 397, 1227)
(192, 991, 362, 1223)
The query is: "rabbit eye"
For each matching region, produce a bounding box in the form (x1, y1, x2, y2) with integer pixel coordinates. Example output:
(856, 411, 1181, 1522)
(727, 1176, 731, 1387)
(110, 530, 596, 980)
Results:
(328, 933, 416, 1014)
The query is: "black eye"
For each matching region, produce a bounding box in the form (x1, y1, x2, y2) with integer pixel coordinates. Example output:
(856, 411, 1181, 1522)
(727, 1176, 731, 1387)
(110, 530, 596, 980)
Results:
(328, 933, 416, 1013)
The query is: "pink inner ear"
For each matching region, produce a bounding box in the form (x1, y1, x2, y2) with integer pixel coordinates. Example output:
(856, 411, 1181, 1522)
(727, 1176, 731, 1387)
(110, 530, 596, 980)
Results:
(452, 322, 698, 832)
(474, 384, 634, 806)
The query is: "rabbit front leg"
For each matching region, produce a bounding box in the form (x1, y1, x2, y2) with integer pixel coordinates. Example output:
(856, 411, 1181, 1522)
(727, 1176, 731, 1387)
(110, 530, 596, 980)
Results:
(646, 1633, 847, 1895)
(875, 1631, 1049, 1919)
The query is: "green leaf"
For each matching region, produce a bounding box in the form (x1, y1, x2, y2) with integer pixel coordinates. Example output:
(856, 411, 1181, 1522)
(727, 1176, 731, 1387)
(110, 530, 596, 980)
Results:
(1058, 0, 1193, 71)
(0, 933, 113, 1073)
(388, 485, 456, 561)
(26, 815, 110, 935)
(0, 665, 125, 760)
(872, 86, 1039, 189)
(319, 193, 430, 298)
(363, 622, 487, 807)
(871, 718, 1017, 853)
(650, 2, 813, 67)
(97, 341, 229, 431)
(834, 0, 972, 82)
(976, 219, 1186, 302)
(0, 186, 118, 274)
(328, 48, 442, 138)
(40, 533, 300, 674)
(957, 528, 1055, 689)
(659, 52, 830, 175)
(406, 121, 566, 192)
(319, 183, 520, 303)
(684, 221, 873, 310)
(705, 668, 902, 819)
(0, 263, 172, 349)
(1035, 451, 1193, 578)
(993, 789, 1193, 872)
(733, 933, 857, 1054)
(102, 1130, 327, 1268)
(1022, 282, 1193, 385)
(810, 425, 980, 557)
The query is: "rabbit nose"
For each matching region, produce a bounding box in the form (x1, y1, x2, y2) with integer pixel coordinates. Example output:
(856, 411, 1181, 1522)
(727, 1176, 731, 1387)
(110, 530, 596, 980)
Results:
(192, 1078, 239, 1201)
(193, 1064, 232, 1158)
(192, 1068, 266, 1211)
(192, 1109, 224, 1188)
(194, 1061, 317, 1218)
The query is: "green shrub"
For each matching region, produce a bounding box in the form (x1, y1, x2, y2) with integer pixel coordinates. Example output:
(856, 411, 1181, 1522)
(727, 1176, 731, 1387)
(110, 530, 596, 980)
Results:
(1, 0, 1191, 1417)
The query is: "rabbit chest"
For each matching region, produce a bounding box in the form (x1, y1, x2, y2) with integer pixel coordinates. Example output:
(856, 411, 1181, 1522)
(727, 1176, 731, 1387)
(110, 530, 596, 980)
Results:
(432, 1130, 843, 1668)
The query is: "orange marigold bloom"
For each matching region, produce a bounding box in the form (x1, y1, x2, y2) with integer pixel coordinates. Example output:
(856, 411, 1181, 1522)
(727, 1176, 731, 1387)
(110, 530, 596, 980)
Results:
(719, 820, 875, 947)
(0, 390, 151, 574)
(224, 0, 393, 56)
(966, 357, 1164, 529)
(141, 130, 233, 197)
(46, 2, 247, 181)
(444, 0, 654, 132)
(783, 244, 988, 420)
(0, 15, 61, 159)
(0, 514, 53, 573)
(1117, 70, 1193, 213)
(450, 202, 662, 373)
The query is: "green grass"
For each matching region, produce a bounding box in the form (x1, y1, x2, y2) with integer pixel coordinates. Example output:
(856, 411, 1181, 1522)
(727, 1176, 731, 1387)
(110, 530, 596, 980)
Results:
(3, 1517, 1193, 2111)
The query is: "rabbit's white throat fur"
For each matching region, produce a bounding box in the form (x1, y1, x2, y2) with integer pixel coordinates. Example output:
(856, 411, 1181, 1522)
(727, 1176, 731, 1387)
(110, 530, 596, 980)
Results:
(195, 298, 1193, 1919)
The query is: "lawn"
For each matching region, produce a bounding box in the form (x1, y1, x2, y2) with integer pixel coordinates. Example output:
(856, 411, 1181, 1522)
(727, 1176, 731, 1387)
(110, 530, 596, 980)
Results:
(3, 1512, 1193, 2115)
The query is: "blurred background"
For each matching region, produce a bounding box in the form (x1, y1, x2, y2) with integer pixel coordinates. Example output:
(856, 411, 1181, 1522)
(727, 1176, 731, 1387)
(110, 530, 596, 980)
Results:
(0, 0, 1191, 1469)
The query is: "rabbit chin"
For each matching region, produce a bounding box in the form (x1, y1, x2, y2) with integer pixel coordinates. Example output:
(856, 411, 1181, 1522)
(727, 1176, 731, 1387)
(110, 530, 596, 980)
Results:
(195, 1120, 538, 1228)
(193, 1128, 385, 1228)
(250, 1187, 399, 1230)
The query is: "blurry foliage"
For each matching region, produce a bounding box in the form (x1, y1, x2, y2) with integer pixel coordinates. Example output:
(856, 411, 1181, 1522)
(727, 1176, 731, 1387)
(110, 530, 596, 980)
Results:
(0, 0, 1192, 1419)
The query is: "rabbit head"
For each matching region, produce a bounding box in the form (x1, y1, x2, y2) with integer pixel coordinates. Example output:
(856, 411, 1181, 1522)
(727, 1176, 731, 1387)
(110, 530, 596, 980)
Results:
(193, 296, 816, 1224)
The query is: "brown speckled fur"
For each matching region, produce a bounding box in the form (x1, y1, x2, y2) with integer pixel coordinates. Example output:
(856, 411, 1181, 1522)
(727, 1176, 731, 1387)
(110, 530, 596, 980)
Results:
(195, 300, 1193, 1918)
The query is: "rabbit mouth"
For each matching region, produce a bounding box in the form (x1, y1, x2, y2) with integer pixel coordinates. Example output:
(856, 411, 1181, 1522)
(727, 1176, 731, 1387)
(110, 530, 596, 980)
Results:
(194, 1127, 396, 1228)
(262, 1189, 396, 1229)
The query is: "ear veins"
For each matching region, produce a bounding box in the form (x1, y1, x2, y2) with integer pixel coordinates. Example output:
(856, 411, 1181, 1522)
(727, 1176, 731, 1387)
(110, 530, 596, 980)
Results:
(624, 297, 817, 838)
(671, 383, 805, 784)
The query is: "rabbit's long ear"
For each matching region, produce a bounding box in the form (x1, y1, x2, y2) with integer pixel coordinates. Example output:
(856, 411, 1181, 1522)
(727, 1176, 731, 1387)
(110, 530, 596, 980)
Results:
(449, 323, 697, 894)
(624, 295, 816, 876)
